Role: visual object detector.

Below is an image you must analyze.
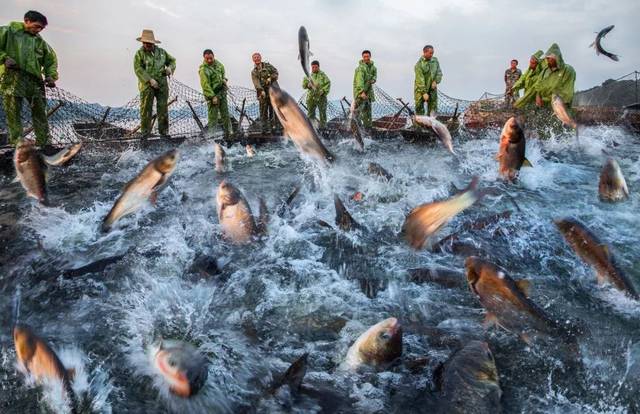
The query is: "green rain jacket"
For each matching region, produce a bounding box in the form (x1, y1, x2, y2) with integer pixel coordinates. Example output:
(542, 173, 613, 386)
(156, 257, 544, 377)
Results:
(513, 50, 546, 109)
(199, 59, 227, 98)
(535, 43, 576, 105)
(414, 56, 442, 96)
(353, 60, 377, 101)
(133, 46, 176, 92)
(302, 70, 331, 99)
(0, 21, 58, 96)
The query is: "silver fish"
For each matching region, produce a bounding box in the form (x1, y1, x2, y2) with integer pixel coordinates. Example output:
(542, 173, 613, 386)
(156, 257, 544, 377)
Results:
(589, 25, 619, 61)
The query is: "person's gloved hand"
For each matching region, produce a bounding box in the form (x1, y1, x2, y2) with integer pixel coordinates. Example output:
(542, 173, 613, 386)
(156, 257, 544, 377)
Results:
(44, 77, 56, 88)
(4, 57, 17, 69)
(431, 81, 437, 90)
(211, 96, 219, 105)
(165, 67, 173, 76)
(149, 78, 159, 89)
(259, 90, 266, 99)
(422, 93, 429, 102)
(265, 77, 271, 85)
(535, 94, 543, 107)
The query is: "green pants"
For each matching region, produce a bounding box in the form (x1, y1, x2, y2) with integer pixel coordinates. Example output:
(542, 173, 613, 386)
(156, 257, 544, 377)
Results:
(3, 93, 49, 146)
(355, 97, 373, 128)
(258, 90, 276, 133)
(306, 95, 327, 127)
(207, 93, 231, 137)
(414, 89, 438, 116)
(140, 84, 169, 136)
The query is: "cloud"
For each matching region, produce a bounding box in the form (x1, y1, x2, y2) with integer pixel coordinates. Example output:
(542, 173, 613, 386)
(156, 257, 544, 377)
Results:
(143, 0, 181, 19)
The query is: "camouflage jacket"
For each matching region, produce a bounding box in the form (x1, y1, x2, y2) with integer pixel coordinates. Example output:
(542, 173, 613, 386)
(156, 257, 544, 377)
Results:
(251, 62, 278, 92)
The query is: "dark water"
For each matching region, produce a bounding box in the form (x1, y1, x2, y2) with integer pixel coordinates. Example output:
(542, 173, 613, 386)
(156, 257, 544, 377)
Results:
(0, 126, 639, 413)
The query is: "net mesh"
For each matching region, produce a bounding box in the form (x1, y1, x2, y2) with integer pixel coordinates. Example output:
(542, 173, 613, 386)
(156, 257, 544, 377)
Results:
(1, 70, 638, 146)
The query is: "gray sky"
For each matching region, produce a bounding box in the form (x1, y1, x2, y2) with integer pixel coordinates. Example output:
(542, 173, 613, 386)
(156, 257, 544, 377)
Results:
(3, 0, 639, 106)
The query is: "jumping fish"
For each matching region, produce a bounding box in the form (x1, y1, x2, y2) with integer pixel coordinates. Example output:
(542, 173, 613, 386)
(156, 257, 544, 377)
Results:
(551, 94, 578, 130)
(152, 339, 209, 398)
(598, 158, 629, 202)
(216, 180, 267, 244)
(412, 115, 455, 154)
(344, 317, 402, 370)
(14, 325, 78, 413)
(589, 25, 619, 61)
(43, 143, 82, 167)
(14, 140, 48, 205)
(102, 149, 179, 232)
(402, 177, 482, 249)
(555, 218, 638, 298)
(214, 143, 225, 173)
(496, 117, 531, 181)
(269, 82, 334, 164)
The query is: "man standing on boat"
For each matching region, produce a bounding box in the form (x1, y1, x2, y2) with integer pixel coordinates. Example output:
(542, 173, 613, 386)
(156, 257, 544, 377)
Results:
(353, 50, 377, 128)
(302, 60, 331, 128)
(414, 45, 442, 116)
(535, 43, 576, 108)
(251, 52, 279, 134)
(133, 29, 176, 138)
(504, 59, 522, 107)
(0, 10, 58, 147)
(199, 49, 231, 139)
(512, 50, 545, 109)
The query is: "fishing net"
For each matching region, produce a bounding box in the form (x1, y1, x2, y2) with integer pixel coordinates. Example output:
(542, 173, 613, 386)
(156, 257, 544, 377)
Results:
(1, 70, 638, 147)
(298, 85, 471, 132)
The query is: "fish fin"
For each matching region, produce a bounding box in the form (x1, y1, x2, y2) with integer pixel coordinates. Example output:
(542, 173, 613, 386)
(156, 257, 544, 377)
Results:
(257, 197, 269, 235)
(588, 41, 595, 49)
(432, 362, 445, 391)
(482, 313, 499, 329)
(522, 158, 533, 167)
(520, 332, 533, 345)
(309, 50, 314, 56)
(297, 53, 300, 61)
(515, 279, 531, 297)
(595, 270, 607, 285)
(494, 153, 500, 161)
(66, 368, 76, 381)
(600, 244, 610, 258)
(12, 176, 20, 183)
(149, 192, 158, 206)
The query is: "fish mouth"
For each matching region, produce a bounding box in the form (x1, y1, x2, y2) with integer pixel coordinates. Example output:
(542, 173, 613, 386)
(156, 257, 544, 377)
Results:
(384, 317, 400, 335)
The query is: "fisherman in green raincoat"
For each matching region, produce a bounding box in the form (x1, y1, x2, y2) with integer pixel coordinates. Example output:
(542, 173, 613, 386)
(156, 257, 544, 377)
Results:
(133, 29, 176, 138)
(535, 43, 576, 107)
(199, 49, 231, 138)
(0, 11, 58, 146)
(512, 50, 545, 109)
(302, 60, 331, 128)
(353, 50, 377, 128)
(414, 45, 442, 116)
(251, 52, 279, 134)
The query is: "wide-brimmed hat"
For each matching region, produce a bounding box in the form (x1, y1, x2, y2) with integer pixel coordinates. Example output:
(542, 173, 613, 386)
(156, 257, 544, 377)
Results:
(136, 29, 161, 44)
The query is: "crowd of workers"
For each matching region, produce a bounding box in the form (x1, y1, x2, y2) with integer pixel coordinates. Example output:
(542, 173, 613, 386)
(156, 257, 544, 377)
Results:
(0, 10, 576, 146)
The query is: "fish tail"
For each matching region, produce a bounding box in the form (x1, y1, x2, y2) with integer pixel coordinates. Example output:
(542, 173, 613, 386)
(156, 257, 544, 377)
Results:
(100, 217, 112, 233)
(63, 378, 79, 414)
(12, 284, 22, 329)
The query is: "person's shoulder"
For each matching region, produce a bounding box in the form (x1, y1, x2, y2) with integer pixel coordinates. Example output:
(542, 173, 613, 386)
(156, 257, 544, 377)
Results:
(7, 21, 24, 32)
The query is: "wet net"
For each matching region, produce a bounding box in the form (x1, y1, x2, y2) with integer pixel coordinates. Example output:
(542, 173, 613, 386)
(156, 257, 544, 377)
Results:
(0, 75, 266, 146)
(1, 70, 639, 147)
(298, 84, 471, 132)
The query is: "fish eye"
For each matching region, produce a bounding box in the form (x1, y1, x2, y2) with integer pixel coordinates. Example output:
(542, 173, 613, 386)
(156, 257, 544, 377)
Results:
(379, 332, 390, 340)
(486, 351, 493, 360)
(168, 357, 177, 368)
